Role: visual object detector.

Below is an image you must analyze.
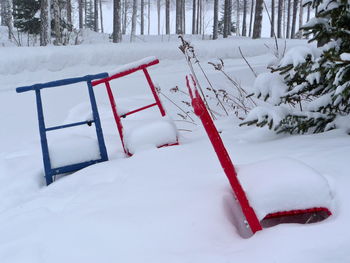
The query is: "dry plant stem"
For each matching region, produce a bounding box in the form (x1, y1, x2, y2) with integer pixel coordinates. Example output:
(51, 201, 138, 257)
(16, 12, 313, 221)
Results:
(178, 35, 216, 120)
(262, 0, 279, 56)
(195, 62, 229, 116)
(159, 91, 195, 122)
(220, 70, 257, 106)
(238, 46, 258, 77)
(174, 119, 198, 126)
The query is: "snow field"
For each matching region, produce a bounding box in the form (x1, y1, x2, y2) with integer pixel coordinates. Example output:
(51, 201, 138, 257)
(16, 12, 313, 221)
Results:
(0, 37, 349, 262)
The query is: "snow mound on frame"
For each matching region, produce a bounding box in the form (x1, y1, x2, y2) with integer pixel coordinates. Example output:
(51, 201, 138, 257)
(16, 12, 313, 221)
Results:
(237, 157, 333, 220)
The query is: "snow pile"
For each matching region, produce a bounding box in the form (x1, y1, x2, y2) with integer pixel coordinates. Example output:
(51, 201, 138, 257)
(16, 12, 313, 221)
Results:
(0, 38, 308, 76)
(279, 45, 321, 68)
(124, 117, 178, 154)
(253, 72, 289, 104)
(108, 56, 158, 76)
(49, 136, 101, 168)
(237, 158, 333, 220)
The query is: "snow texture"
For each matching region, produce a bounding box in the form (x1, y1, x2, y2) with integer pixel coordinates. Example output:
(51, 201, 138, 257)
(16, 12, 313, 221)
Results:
(124, 117, 178, 154)
(49, 136, 101, 168)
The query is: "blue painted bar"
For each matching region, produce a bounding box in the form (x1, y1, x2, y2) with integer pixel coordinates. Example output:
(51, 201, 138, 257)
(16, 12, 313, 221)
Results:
(50, 159, 104, 176)
(17, 73, 110, 185)
(35, 89, 53, 185)
(16, 73, 109, 93)
(45, 120, 95, 132)
(87, 80, 109, 162)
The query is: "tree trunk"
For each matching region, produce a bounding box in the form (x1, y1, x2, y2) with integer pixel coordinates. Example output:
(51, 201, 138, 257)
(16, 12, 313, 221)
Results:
(182, 0, 186, 34)
(122, 0, 128, 35)
(306, 3, 310, 22)
(192, 0, 196, 34)
(298, 0, 303, 38)
(53, 0, 61, 44)
(130, 0, 137, 42)
(94, 0, 99, 32)
(290, 0, 298, 39)
(99, 0, 104, 33)
(252, 0, 263, 39)
(176, 0, 182, 34)
(78, 0, 84, 29)
(0, 0, 5, 26)
(148, 0, 150, 35)
(277, 0, 282, 37)
(67, 0, 72, 29)
(271, 0, 275, 37)
(166, 0, 170, 34)
(213, 0, 219, 39)
(236, 0, 240, 36)
(4, 0, 13, 39)
(40, 0, 50, 46)
(157, 0, 160, 35)
(248, 0, 254, 37)
(242, 0, 247, 36)
(223, 0, 228, 38)
(113, 0, 122, 42)
(196, 0, 199, 33)
(227, 0, 232, 35)
(286, 0, 291, 38)
(141, 0, 144, 35)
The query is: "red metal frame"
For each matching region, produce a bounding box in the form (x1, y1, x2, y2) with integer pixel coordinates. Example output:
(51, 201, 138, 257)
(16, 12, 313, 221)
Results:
(186, 75, 262, 234)
(92, 58, 175, 155)
(186, 75, 332, 236)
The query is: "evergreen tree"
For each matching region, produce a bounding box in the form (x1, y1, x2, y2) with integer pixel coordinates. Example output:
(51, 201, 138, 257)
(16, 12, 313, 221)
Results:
(242, 0, 350, 134)
(13, 0, 41, 34)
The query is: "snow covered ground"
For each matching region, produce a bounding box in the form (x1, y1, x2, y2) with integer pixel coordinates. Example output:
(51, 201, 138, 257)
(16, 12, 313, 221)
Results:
(0, 36, 349, 262)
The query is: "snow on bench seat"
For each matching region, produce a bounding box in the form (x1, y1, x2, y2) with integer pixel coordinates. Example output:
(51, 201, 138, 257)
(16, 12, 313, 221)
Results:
(124, 117, 178, 155)
(49, 136, 101, 169)
(107, 56, 158, 76)
(236, 158, 333, 220)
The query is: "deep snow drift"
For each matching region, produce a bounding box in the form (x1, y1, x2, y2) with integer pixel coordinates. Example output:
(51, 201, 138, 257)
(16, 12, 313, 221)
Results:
(0, 36, 349, 263)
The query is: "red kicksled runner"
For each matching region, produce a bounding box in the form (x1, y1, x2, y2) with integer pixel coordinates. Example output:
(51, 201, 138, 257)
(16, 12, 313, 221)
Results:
(92, 57, 178, 156)
(186, 75, 332, 238)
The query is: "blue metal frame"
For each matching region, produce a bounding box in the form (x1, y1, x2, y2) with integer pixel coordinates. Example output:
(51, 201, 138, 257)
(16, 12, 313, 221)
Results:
(17, 73, 109, 185)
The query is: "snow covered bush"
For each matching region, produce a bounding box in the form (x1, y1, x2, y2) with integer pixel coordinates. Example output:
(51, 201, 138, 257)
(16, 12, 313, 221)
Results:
(242, 0, 350, 134)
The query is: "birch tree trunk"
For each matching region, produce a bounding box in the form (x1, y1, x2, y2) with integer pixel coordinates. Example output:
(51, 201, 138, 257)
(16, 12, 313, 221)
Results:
(130, 0, 137, 42)
(113, 0, 122, 42)
(94, 0, 99, 32)
(248, 0, 254, 37)
(141, 0, 144, 35)
(166, 0, 170, 34)
(242, 0, 247, 36)
(290, 0, 298, 39)
(252, 0, 263, 39)
(40, 0, 51, 46)
(277, 0, 282, 37)
(213, 0, 219, 39)
(227, 0, 232, 35)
